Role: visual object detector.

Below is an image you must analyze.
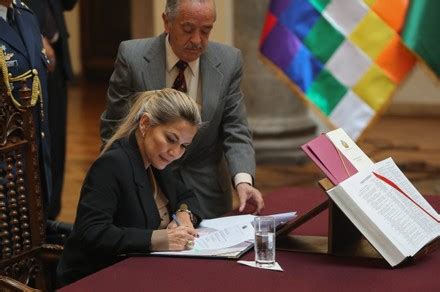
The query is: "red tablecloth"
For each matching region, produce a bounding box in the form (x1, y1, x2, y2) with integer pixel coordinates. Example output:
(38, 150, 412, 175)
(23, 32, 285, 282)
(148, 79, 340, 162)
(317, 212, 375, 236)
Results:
(60, 187, 440, 292)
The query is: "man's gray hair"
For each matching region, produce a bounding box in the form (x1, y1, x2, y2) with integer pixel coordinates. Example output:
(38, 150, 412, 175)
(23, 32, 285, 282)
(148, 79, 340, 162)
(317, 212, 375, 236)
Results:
(165, 0, 216, 21)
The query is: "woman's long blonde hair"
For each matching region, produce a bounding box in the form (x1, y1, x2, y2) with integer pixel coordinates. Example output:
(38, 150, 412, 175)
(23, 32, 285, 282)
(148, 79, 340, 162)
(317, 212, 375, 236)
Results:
(102, 88, 202, 154)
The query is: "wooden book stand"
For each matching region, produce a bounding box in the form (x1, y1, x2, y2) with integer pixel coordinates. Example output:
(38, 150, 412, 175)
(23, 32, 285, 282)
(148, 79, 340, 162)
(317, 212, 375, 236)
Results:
(276, 178, 382, 259)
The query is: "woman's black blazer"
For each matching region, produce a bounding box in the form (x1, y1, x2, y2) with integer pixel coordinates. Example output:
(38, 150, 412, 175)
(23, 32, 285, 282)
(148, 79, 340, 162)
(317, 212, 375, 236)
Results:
(57, 133, 202, 286)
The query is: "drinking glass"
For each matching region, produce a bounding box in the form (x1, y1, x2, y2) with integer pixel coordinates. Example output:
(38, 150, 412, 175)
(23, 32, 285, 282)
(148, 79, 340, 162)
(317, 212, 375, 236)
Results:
(254, 216, 276, 267)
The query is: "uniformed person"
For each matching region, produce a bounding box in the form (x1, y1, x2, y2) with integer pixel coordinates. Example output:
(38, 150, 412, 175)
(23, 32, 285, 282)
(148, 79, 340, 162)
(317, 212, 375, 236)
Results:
(0, 0, 52, 208)
(26, 0, 78, 219)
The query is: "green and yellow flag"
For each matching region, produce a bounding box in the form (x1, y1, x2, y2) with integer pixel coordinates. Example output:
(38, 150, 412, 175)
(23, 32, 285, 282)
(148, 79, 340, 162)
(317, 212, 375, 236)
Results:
(402, 0, 440, 77)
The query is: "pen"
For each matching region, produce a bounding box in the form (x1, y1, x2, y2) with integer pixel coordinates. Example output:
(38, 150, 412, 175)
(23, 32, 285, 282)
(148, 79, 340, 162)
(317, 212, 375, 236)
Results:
(172, 214, 181, 226)
(173, 214, 196, 248)
(172, 214, 200, 240)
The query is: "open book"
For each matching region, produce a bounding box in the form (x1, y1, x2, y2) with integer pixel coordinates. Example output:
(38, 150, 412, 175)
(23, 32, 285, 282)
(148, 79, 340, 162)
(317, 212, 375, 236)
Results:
(300, 128, 440, 266)
(327, 157, 440, 267)
(150, 212, 296, 259)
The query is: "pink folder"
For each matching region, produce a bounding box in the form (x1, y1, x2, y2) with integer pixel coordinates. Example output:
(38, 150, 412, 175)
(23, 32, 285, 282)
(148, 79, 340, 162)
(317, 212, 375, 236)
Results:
(301, 134, 357, 185)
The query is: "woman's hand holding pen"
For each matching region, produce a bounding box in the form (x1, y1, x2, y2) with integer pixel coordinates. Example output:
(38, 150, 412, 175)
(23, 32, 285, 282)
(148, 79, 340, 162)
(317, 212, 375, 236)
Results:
(167, 213, 198, 250)
(167, 212, 194, 230)
(166, 226, 197, 250)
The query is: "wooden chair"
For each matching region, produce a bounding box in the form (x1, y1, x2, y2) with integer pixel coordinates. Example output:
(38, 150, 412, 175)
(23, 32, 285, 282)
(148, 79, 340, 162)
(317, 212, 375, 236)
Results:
(0, 63, 62, 290)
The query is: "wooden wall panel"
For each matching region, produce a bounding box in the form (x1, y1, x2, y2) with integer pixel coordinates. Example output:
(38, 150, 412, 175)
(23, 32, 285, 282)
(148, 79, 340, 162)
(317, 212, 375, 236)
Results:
(80, 0, 131, 81)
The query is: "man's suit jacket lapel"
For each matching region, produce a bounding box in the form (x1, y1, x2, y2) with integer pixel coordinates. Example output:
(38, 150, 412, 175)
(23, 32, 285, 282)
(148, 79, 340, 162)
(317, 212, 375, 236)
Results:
(200, 47, 223, 122)
(141, 34, 166, 90)
(122, 134, 162, 228)
(185, 45, 224, 156)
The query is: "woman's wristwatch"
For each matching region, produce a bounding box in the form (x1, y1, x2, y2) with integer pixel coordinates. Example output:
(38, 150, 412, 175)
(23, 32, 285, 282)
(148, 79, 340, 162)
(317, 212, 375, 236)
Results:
(176, 203, 197, 225)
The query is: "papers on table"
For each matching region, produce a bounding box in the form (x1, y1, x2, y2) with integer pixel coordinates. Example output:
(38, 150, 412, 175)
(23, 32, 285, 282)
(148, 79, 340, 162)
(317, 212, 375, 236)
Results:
(150, 212, 297, 258)
(200, 214, 255, 230)
(200, 212, 297, 231)
(194, 223, 254, 250)
(194, 212, 297, 251)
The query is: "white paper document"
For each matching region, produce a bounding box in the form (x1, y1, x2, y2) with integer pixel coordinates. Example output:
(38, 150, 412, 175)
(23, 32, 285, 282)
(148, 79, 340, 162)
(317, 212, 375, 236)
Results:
(326, 128, 373, 171)
(200, 212, 297, 230)
(194, 223, 254, 250)
(200, 214, 255, 230)
(150, 212, 297, 258)
(327, 157, 440, 266)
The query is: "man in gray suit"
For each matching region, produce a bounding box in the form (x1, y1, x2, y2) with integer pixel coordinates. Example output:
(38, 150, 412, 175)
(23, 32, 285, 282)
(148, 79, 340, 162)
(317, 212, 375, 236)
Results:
(100, 0, 264, 218)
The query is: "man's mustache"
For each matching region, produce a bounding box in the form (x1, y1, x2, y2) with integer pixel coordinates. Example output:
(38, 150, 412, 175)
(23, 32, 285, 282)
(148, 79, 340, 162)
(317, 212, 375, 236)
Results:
(185, 44, 203, 50)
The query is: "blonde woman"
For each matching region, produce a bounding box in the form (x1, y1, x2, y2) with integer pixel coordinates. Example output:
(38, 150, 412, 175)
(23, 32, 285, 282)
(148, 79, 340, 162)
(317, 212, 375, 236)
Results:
(57, 89, 202, 287)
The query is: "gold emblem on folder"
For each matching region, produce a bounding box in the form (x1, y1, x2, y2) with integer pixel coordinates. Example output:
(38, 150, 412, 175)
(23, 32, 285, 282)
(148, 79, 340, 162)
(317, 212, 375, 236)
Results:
(341, 140, 349, 149)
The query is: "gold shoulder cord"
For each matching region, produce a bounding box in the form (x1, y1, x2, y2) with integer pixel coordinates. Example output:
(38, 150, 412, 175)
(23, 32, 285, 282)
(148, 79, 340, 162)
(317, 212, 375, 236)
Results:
(0, 48, 11, 94)
(0, 48, 42, 112)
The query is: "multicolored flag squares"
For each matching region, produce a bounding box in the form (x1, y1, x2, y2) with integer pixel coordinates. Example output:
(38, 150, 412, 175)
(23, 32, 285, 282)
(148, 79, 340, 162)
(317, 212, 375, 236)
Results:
(260, 0, 421, 140)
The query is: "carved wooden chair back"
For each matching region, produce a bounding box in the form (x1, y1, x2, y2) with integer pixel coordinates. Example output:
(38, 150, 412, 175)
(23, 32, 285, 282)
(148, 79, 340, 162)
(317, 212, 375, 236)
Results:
(0, 59, 60, 291)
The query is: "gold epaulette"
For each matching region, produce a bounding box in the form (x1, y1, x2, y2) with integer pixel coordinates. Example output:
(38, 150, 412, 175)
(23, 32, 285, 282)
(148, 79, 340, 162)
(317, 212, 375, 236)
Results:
(0, 48, 42, 111)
